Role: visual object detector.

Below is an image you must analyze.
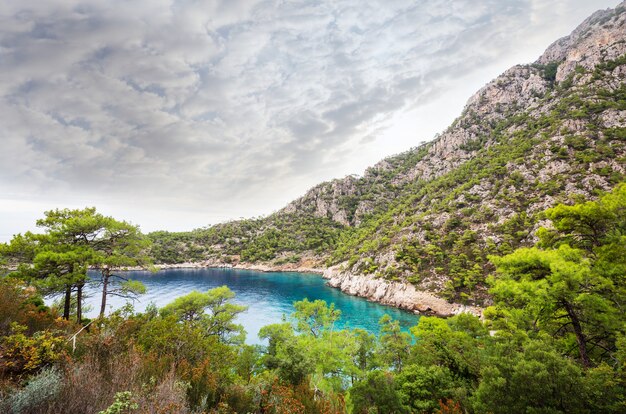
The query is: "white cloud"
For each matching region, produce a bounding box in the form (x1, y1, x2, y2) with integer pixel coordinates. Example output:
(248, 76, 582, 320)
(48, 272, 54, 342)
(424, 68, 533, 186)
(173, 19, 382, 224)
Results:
(0, 0, 620, 239)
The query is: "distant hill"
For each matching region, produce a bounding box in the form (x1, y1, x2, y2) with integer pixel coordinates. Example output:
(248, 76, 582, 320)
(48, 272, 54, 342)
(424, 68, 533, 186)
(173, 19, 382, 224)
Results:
(149, 1, 626, 314)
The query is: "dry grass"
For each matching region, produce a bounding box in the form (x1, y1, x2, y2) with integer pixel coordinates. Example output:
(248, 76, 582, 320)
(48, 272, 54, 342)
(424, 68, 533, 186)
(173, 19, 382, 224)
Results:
(23, 347, 188, 414)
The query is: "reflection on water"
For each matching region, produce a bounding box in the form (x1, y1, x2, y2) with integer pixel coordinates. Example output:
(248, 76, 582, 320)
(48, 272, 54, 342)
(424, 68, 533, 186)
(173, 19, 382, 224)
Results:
(81, 267, 420, 344)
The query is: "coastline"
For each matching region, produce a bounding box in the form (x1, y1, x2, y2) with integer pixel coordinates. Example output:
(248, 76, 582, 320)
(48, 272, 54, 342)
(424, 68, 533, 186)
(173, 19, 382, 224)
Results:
(322, 265, 483, 318)
(121, 260, 482, 318)
(122, 259, 324, 274)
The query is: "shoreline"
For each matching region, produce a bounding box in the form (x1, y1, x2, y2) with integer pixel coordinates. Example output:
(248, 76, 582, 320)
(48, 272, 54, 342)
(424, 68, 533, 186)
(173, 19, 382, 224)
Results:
(322, 265, 483, 318)
(120, 260, 482, 318)
(121, 260, 325, 275)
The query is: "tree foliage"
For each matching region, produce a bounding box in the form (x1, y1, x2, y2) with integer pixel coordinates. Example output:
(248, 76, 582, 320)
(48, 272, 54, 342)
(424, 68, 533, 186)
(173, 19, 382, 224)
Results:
(1, 207, 150, 322)
(160, 286, 248, 344)
(489, 184, 626, 367)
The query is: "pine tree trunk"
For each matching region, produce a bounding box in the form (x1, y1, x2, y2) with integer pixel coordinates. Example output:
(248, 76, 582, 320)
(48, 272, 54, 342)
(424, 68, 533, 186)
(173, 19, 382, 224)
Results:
(99, 268, 109, 318)
(76, 282, 83, 323)
(63, 286, 71, 320)
(563, 300, 590, 368)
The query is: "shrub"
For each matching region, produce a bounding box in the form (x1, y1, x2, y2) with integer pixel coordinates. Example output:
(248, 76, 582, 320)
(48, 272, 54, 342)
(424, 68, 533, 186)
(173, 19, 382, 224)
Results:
(98, 391, 138, 414)
(4, 367, 62, 414)
(0, 323, 66, 376)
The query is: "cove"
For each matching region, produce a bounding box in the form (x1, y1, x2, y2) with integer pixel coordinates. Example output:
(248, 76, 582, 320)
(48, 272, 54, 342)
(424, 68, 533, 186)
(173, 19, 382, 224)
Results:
(82, 267, 420, 344)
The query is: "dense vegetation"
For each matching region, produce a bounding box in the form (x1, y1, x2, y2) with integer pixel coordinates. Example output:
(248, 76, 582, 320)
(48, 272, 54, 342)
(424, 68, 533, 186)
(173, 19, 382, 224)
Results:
(148, 214, 344, 265)
(1, 185, 625, 413)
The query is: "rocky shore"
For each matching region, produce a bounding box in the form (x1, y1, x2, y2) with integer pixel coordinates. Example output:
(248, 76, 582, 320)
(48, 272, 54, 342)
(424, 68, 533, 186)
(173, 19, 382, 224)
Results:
(322, 266, 482, 317)
(121, 260, 481, 317)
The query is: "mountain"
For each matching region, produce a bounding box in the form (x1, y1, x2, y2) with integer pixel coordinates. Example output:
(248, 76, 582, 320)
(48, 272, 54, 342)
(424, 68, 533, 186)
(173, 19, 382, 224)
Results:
(148, 1, 626, 316)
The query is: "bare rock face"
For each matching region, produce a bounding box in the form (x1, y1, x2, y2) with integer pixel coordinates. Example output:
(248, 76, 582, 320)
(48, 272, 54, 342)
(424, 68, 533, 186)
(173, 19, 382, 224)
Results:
(538, 1, 626, 81)
(282, 176, 359, 226)
(399, 2, 625, 189)
(323, 265, 482, 317)
(466, 66, 548, 121)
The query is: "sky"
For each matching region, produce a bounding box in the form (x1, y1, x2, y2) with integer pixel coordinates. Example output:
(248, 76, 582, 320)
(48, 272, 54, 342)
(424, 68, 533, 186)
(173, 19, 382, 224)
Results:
(0, 0, 620, 240)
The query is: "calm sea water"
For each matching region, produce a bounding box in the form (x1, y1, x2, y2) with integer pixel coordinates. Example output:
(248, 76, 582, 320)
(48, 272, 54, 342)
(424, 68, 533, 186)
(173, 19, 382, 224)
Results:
(81, 268, 420, 344)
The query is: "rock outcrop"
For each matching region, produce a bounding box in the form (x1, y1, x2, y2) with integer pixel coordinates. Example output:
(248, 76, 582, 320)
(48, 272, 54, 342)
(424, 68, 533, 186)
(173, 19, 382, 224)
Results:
(323, 265, 482, 317)
(282, 176, 359, 226)
(538, 3, 626, 81)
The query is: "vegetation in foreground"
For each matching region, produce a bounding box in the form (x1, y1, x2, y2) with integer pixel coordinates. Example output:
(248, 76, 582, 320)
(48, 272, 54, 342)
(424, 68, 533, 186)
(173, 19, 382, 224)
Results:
(0, 184, 625, 413)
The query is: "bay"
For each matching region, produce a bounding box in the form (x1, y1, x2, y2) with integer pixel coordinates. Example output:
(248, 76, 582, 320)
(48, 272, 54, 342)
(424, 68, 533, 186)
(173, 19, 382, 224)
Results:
(81, 267, 420, 344)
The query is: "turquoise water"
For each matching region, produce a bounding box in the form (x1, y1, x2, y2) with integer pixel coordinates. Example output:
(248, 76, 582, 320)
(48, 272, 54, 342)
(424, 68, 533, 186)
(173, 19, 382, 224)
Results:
(82, 268, 420, 344)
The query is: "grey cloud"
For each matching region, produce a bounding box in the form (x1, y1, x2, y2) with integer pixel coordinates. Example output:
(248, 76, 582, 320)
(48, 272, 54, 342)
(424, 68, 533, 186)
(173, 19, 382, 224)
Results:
(0, 0, 619, 229)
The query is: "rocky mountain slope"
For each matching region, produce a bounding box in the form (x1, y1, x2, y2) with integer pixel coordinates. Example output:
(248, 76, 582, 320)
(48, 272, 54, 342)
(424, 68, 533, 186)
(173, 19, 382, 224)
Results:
(149, 1, 626, 315)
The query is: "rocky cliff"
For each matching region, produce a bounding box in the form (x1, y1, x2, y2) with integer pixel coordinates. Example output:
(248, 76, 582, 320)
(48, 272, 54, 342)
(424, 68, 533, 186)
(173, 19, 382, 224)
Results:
(323, 266, 482, 317)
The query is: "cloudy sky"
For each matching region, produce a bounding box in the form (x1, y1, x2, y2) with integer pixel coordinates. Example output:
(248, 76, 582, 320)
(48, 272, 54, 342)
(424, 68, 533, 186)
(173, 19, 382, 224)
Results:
(0, 0, 619, 239)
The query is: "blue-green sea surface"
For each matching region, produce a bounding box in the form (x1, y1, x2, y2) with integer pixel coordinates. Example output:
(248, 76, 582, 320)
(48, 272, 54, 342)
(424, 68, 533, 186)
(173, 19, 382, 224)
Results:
(82, 267, 420, 344)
